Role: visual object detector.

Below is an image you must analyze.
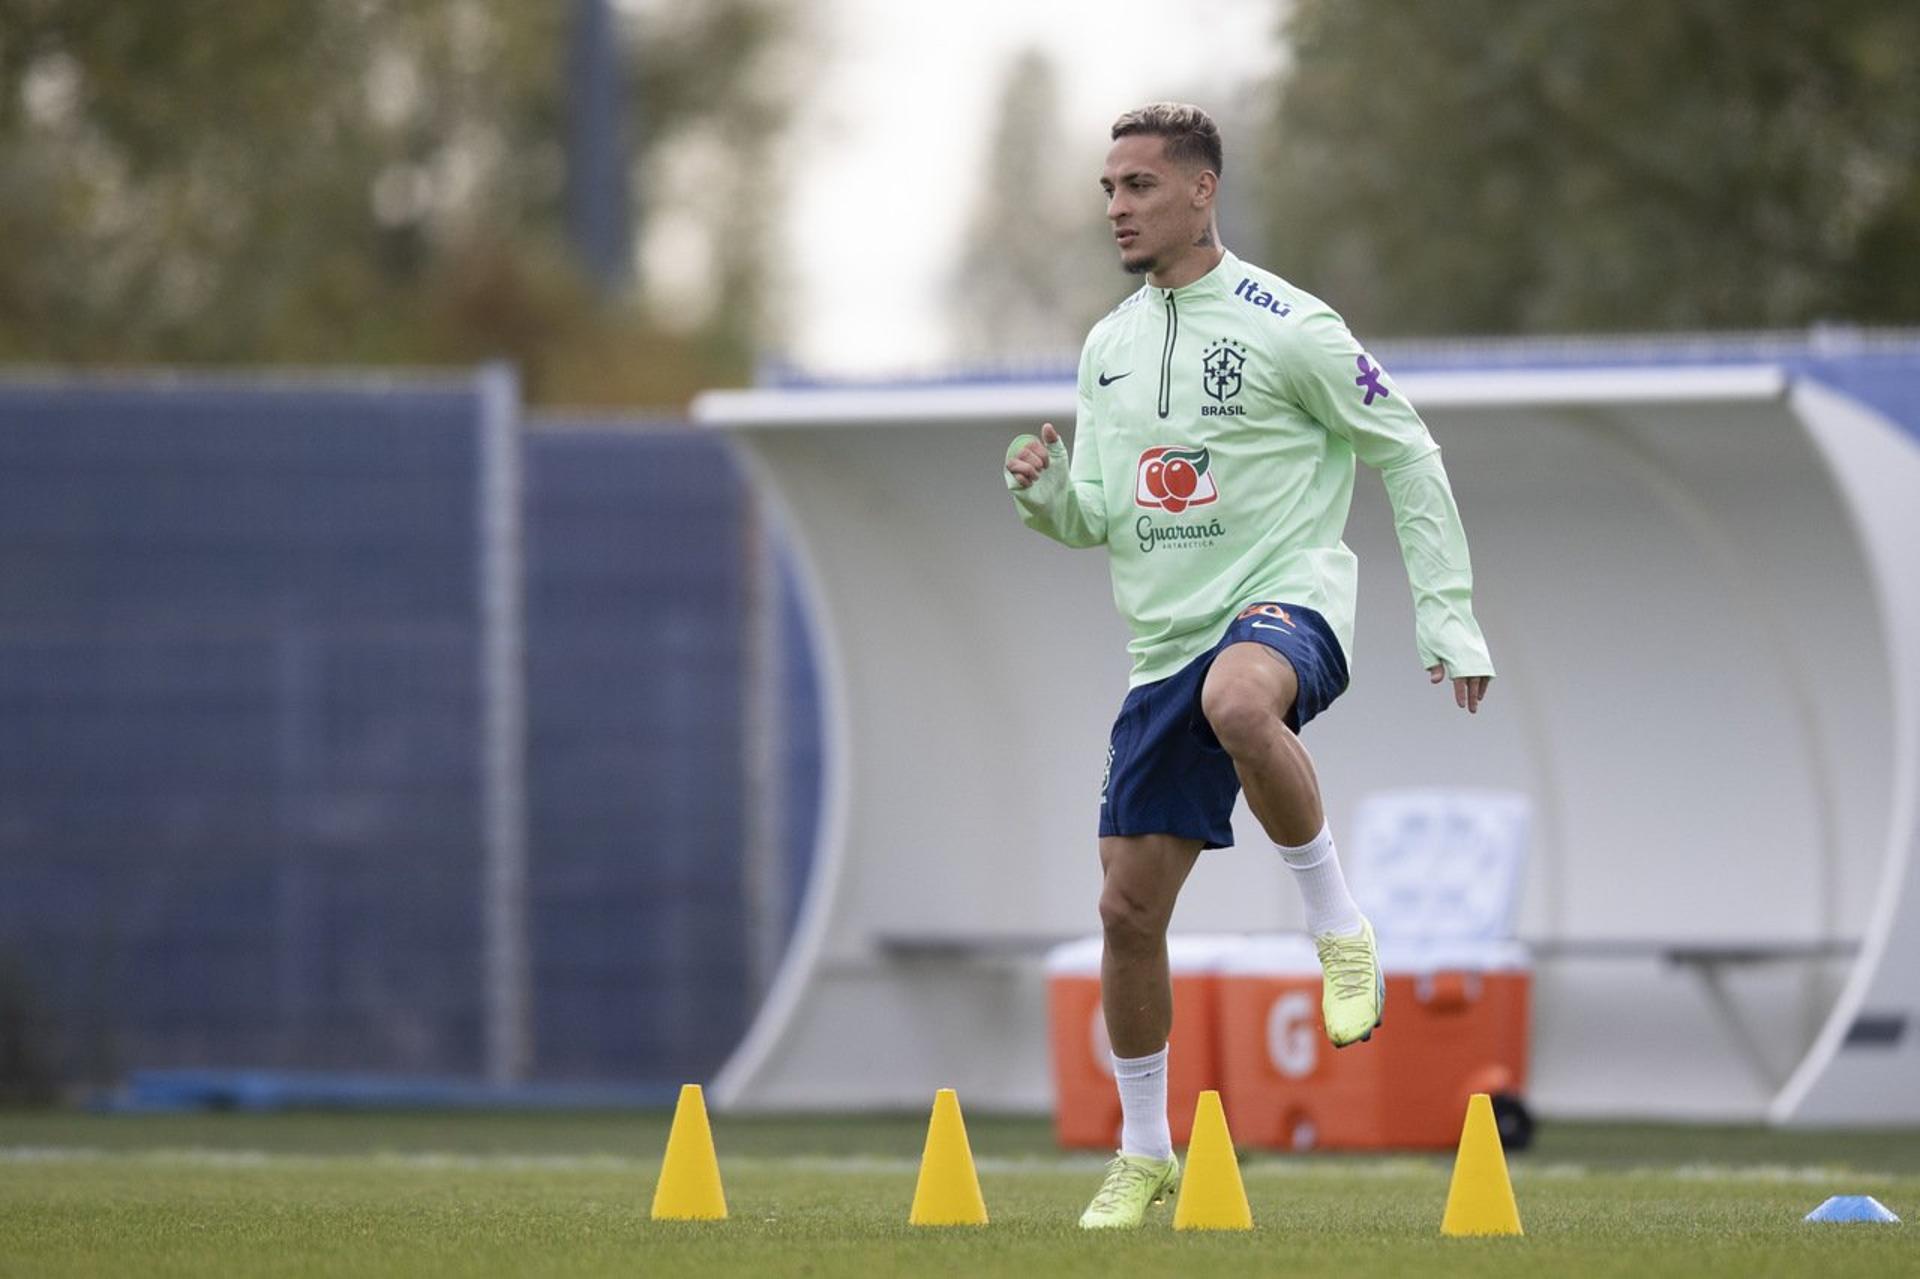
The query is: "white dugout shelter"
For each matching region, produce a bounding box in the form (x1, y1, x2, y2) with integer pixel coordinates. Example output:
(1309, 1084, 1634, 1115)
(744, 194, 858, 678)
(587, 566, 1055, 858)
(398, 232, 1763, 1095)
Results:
(694, 333, 1920, 1125)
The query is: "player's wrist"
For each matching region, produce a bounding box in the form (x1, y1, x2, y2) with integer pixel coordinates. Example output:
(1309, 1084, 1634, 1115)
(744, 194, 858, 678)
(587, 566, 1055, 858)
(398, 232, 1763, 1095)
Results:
(1011, 469, 1066, 506)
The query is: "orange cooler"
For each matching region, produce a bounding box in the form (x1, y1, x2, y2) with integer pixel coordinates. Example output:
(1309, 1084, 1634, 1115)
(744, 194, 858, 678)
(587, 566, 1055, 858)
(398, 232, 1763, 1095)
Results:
(1045, 934, 1236, 1149)
(1217, 936, 1530, 1150)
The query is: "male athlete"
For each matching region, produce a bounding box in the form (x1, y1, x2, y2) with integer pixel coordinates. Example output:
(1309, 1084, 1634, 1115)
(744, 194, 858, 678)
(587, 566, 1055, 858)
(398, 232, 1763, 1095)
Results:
(1004, 103, 1494, 1228)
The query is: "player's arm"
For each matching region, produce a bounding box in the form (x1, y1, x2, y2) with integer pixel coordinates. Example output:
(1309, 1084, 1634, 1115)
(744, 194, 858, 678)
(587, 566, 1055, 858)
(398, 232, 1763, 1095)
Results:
(1004, 351, 1107, 548)
(1281, 311, 1494, 709)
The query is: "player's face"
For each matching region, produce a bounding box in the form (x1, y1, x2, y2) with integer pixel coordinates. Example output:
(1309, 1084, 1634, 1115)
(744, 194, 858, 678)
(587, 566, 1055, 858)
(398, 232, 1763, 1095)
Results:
(1101, 134, 1206, 276)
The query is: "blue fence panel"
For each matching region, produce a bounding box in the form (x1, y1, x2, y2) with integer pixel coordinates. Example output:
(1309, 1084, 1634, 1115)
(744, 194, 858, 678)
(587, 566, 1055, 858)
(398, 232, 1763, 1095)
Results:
(0, 378, 490, 1083)
(0, 386, 822, 1097)
(524, 424, 752, 1085)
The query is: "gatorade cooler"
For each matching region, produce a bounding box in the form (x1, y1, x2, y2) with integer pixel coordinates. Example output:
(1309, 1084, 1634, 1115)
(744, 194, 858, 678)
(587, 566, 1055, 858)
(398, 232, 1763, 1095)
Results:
(1217, 789, 1535, 1150)
(1217, 936, 1530, 1149)
(1217, 934, 1373, 1149)
(1045, 934, 1237, 1149)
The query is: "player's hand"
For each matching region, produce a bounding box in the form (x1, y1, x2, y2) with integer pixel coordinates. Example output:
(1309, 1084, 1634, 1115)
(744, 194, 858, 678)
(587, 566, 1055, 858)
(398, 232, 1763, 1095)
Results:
(1429, 664, 1490, 714)
(1005, 423, 1062, 489)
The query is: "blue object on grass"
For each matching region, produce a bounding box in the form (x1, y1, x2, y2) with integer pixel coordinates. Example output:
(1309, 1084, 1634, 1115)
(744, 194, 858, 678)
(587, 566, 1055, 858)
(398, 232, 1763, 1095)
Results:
(92, 1069, 679, 1113)
(1804, 1195, 1901, 1223)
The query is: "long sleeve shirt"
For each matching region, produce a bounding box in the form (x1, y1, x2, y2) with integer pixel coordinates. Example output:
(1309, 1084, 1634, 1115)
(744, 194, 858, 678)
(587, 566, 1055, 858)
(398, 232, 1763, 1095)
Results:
(1011, 249, 1493, 687)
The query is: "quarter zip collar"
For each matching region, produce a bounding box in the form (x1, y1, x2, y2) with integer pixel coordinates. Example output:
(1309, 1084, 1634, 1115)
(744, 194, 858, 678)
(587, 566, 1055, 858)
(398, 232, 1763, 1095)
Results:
(1144, 251, 1236, 420)
(1148, 249, 1238, 308)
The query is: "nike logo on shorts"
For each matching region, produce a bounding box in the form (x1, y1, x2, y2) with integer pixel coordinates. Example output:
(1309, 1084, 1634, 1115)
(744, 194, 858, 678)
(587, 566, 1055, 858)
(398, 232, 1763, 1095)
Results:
(1098, 371, 1131, 386)
(1251, 620, 1293, 632)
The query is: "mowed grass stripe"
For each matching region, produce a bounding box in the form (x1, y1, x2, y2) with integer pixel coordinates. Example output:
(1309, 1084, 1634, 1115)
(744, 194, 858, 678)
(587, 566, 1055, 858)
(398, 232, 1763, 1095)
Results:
(0, 1115, 1915, 1276)
(5, 1112, 1920, 1172)
(0, 1157, 1915, 1279)
(2, 1144, 1912, 1187)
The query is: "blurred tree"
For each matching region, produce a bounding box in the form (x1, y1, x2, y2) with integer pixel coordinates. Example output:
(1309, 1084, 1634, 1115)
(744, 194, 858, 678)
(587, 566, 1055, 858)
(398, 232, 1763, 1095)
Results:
(950, 49, 1125, 364)
(0, 0, 803, 404)
(631, 0, 799, 376)
(1257, 0, 1920, 334)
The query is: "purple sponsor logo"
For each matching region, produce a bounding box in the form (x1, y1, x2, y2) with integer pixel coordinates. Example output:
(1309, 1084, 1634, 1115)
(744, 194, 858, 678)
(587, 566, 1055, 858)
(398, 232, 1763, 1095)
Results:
(1233, 277, 1292, 317)
(1354, 354, 1390, 406)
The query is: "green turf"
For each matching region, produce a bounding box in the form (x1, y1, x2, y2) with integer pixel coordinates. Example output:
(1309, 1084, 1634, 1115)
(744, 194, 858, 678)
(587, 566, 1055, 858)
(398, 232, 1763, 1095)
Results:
(1, 1110, 1915, 1277)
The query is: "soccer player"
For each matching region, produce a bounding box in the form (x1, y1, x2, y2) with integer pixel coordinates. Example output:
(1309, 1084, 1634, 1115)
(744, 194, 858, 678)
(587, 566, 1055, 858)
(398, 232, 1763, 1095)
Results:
(1005, 103, 1494, 1228)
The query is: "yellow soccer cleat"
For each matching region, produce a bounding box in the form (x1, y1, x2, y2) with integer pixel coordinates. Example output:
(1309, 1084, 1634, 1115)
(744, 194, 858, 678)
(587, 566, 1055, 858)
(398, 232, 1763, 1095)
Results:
(1316, 915, 1384, 1047)
(1077, 1152, 1180, 1229)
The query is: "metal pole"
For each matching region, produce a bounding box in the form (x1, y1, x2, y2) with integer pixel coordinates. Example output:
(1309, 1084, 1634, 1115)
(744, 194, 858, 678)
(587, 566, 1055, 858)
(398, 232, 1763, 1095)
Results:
(477, 363, 531, 1086)
(566, 0, 634, 294)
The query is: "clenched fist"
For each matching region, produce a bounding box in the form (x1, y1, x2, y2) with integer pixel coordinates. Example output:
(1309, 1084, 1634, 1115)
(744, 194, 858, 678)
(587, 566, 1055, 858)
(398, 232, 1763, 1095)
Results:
(1005, 422, 1070, 500)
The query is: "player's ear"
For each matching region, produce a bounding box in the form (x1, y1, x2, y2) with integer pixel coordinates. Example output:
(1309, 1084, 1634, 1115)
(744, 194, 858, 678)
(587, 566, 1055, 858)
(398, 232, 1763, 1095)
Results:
(1192, 169, 1217, 209)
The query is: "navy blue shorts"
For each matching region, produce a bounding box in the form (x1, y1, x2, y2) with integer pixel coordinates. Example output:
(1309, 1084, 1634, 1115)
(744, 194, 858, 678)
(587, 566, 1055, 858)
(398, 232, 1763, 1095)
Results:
(1098, 601, 1350, 850)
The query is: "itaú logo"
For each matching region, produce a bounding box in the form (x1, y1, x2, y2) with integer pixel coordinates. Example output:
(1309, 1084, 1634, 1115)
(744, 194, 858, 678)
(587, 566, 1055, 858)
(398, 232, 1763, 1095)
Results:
(1134, 445, 1219, 513)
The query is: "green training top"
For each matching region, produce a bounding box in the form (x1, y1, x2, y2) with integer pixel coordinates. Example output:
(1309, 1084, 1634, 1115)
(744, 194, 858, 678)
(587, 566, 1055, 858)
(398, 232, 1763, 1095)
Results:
(1008, 248, 1493, 688)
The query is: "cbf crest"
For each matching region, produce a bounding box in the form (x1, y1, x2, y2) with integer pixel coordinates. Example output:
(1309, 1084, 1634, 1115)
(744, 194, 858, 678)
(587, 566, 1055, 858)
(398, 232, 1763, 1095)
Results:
(1202, 338, 1248, 416)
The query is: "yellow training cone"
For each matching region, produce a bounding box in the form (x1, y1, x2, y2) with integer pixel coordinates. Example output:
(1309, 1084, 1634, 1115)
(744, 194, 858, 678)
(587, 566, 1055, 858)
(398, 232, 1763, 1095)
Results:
(650, 1083, 728, 1221)
(909, 1088, 988, 1226)
(1174, 1090, 1253, 1231)
(1441, 1093, 1523, 1237)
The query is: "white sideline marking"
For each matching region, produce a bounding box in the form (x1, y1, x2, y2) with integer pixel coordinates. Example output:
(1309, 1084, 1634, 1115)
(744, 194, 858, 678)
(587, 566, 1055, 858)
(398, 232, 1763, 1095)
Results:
(1670, 1162, 1899, 1185)
(0, 1147, 646, 1173)
(0, 1148, 1426, 1177)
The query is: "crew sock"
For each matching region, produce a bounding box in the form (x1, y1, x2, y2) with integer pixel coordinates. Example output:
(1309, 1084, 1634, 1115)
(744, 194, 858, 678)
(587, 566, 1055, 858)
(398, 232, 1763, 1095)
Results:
(1277, 821, 1364, 938)
(1112, 1045, 1174, 1161)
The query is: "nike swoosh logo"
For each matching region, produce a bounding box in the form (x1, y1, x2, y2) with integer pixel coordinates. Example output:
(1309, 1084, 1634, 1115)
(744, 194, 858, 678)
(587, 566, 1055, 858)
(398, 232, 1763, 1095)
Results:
(1250, 621, 1293, 632)
(1098, 371, 1131, 386)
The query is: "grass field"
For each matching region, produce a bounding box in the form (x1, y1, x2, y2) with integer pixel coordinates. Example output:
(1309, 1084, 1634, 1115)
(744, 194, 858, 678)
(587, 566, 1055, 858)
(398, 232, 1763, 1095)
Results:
(1, 1110, 1916, 1277)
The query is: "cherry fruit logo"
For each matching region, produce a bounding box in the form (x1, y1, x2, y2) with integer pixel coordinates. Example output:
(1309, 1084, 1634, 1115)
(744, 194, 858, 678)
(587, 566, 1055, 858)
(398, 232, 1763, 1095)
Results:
(1134, 445, 1219, 513)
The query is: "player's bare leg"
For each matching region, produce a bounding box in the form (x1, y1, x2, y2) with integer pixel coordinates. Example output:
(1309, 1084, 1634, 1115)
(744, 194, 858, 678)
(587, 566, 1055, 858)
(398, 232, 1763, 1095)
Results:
(1201, 642, 1383, 1046)
(1081, 832, 1201, 1227)
(1098, 833, 1204, 1059)
(1198, 643, 1322, 844)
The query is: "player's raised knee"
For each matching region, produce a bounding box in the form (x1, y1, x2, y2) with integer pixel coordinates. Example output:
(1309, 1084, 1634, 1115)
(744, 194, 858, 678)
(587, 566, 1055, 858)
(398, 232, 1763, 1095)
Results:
(1200, 667, 1286, 757)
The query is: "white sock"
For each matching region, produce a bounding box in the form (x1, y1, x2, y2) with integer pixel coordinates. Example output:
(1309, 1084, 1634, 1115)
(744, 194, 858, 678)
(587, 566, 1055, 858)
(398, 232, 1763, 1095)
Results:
(1277, 822, 1364, 938)
(1112, 1045, 1173, 1160)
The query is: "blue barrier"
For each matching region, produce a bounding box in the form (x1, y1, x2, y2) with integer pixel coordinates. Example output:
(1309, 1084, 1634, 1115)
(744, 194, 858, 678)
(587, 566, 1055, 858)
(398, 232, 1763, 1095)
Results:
(0, 377, 819, 1103)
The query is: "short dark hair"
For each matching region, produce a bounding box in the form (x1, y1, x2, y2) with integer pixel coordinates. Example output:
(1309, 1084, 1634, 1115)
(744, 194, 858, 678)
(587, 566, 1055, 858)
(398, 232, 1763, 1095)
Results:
(1111, 103, 1223, 177)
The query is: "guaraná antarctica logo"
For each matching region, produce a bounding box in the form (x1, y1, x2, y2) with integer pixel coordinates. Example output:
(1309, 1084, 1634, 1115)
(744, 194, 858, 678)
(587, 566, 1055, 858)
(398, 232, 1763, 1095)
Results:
(1134, 444, 1219, 513)
(1134, 444, 1225, 553)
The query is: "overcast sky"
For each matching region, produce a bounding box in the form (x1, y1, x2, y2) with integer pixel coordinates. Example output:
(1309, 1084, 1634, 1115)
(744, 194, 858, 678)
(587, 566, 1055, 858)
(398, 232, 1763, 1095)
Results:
(779, 0, 1283, 376)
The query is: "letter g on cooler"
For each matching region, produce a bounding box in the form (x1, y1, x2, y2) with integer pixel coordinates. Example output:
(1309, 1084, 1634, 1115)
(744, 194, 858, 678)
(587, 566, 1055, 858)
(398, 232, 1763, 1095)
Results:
(1267, 990, 1318, 1079)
